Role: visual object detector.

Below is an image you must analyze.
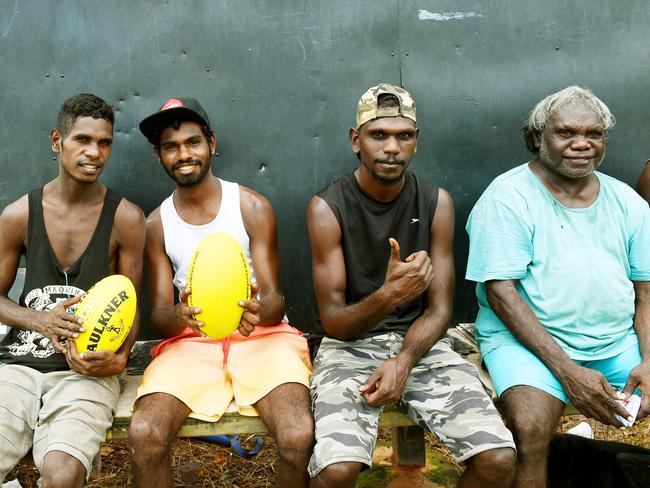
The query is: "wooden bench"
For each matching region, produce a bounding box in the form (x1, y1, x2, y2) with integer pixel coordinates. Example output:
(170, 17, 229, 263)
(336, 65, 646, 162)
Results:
(108, 340, 429, 466)
(105, 324, 501, 467)
(0, 267, 571, 470)
(0, 269, 444, 468)
(109, 374, 428, 464)
(4, 318, 573, 472)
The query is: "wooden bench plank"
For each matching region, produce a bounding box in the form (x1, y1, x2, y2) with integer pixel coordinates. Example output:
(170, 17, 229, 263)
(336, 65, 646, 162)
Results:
(112, 326, 576, 437)
(109, 371, 422, 466)
(109, 375, 417, 440)
(109, 413, 271, 440)
(106, 326, 577, 467)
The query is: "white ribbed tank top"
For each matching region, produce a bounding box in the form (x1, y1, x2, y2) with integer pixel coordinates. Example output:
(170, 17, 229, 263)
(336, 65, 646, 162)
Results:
(160, 179, 256, 294)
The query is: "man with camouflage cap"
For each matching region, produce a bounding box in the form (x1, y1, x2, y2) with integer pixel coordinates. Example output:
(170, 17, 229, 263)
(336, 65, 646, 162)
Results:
(306, 83, 516, 486)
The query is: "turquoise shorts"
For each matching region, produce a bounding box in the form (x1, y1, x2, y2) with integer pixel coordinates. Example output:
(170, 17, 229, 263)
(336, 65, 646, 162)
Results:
(483, 340, 642, 402)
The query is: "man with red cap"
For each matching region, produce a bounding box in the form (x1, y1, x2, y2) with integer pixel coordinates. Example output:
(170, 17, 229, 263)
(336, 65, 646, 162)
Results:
(129, 97, 314, 488)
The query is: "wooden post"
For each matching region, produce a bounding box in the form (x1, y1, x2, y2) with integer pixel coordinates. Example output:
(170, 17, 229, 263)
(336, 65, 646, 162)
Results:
(392, 425, 426, 466)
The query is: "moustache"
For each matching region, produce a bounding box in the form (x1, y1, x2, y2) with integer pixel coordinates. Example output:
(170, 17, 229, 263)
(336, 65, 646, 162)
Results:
(172, 160, 202, 170)
(375, 159, 406, 166)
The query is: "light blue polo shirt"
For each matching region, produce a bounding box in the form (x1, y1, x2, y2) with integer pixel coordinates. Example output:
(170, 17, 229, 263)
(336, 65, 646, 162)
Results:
(466, 163, 650, 361)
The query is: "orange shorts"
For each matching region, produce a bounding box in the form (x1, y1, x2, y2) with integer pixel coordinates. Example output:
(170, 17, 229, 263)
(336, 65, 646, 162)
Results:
(135, 323, 312, 421)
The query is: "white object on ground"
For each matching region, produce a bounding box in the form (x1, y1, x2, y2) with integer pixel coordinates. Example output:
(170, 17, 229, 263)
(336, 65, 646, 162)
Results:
(566, 421, 594, 439)
(2, 480, 24, 488)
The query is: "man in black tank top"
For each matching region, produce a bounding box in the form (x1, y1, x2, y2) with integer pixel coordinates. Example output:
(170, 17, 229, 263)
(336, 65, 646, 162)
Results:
(307, 84, 516, 486)
(0, 94, 145, 486)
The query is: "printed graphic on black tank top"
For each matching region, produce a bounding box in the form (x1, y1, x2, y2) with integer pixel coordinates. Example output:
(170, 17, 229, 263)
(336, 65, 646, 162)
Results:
(0, 186, 121, 372)
(5, 284, 85, 359)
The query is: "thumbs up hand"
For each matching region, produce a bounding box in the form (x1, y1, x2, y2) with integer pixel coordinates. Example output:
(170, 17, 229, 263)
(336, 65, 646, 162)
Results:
(383, 238, 433, 307)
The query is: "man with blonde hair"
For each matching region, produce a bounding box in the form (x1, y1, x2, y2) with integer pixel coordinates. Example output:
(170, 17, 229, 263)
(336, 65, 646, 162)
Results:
(466, 85, 650, 487)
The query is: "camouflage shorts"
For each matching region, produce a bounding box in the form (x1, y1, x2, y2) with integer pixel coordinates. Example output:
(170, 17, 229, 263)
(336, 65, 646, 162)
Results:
(308, 332, 515, 477)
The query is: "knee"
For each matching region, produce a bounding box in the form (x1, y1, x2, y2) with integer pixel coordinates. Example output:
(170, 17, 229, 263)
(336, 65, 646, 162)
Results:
(128, 413, 175, 461)
(312, 462, 362, 487)
(41, 471, 84, 488)
(41, 460, 85, 488)
(274, 417, 315, 461)
(508, 414, 554, 454)
(468, 447, 516, 483)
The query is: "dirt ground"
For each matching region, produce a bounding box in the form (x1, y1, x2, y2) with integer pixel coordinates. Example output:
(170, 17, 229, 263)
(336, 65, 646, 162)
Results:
(7, 416, 650, 487)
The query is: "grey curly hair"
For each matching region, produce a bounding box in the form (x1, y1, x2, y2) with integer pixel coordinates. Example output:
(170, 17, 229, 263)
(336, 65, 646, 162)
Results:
(522, 86, 616, 154)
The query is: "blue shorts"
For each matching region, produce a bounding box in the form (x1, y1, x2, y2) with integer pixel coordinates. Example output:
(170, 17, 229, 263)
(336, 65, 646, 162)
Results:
(483, 341, 642, 402)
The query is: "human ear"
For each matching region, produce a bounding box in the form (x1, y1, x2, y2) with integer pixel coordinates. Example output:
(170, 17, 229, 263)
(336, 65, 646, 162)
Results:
(51, 129, 62, 154)
(349, 127, 360, 155)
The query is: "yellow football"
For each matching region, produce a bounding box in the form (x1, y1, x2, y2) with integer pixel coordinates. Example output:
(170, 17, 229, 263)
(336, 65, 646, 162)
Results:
(187, 232, 252, 339)
(73, 274, 137, 353)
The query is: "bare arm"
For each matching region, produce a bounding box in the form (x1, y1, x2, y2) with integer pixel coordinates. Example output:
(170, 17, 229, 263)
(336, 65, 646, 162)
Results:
(307, 196, 433, 341)
(393, 190, 455, 367)
(238, 186, 285, 333)
(66, 199, 146, 376)
(0, 196, 83, 352)
(113, 199, 146, 351)
(635, 161, 650, 203)
(632, 281, 650, 362)
(145, 208, 198, 338)
(622, 281, 650, 418)
(360, 190, 455, 406)
(486, 279, 630, 425)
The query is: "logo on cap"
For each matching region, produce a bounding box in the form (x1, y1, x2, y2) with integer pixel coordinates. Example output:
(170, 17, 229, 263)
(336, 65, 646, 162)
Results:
(161, 98, 184, 111)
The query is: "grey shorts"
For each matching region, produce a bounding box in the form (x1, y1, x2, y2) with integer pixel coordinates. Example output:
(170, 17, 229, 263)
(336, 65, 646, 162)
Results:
(0, 363, 121, 482)
(308, 333, 515, 477)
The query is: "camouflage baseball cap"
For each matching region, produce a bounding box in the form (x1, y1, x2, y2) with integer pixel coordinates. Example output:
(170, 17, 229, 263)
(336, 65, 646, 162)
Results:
(355, 83, 416, 129)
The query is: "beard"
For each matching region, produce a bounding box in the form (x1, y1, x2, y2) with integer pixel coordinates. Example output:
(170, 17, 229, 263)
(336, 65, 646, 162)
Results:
(370, 158, 407, 184)
(164, 158, 211, 187)
(538, 140, 603, 180)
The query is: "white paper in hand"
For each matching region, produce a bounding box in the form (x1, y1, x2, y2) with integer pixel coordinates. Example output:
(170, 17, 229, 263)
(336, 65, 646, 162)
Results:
(615, 394, 641, 427)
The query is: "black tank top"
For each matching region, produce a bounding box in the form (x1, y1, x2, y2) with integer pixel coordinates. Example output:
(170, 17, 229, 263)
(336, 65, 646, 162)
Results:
(0, 187, 122, 372)
(314, 171, 439, 340)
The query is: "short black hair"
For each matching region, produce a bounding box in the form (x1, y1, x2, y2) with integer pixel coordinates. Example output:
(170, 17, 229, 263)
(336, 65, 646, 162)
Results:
(377, 93, 400, 109)
(153, 117, 214, 152)
(56, 94, 114, 139)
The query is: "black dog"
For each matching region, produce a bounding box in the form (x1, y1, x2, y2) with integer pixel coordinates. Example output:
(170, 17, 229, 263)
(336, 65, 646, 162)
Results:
(548, 433, 650, 488)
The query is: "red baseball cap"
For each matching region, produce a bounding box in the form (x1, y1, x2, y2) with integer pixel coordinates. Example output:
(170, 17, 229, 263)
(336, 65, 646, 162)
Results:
(139, 97, 212, 144)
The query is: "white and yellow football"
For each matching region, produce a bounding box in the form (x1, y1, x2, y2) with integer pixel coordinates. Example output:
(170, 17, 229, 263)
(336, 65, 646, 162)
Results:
(73, 274, 136, 353)
(187, 232, 251, 339)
